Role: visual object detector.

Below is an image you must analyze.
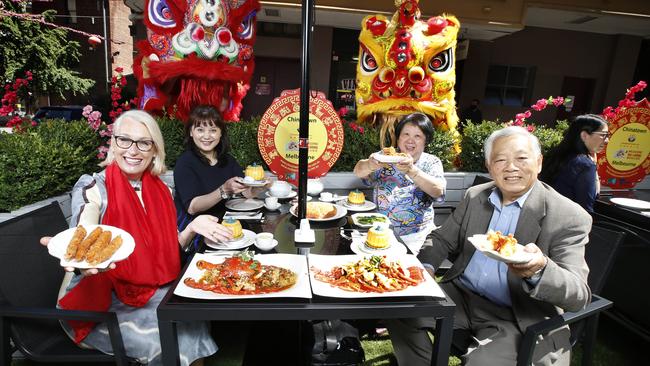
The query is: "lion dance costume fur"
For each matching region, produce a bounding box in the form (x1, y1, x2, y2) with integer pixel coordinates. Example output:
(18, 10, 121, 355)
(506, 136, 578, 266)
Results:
(355, 0, 460, 147)
(135, 0, 260, 121)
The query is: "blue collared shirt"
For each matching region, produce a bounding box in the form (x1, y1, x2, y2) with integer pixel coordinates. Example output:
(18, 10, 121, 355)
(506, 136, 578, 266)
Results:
(458, 188, 532, 307)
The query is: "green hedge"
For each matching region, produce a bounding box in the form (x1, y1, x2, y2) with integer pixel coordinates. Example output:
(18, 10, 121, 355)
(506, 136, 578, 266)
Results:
(221, 117, 457, 172)
(0, 116, 568, 212)
(31, 119, 103, 173)
(459, 121, 568, 173)
(157, 116, 185, 169)
(0, 132, 89, 211)
(227, 116, 265, 168)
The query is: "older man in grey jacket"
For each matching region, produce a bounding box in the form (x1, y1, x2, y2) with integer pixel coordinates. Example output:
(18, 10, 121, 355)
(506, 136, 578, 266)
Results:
(388, 126, 592, 366)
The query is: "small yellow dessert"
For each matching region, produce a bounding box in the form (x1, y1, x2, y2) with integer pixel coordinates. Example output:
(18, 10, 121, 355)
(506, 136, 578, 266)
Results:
(244, 163, 265, 181)
(222, 218, 243, 240)
(365, 225, 390, 250)
(348, 189, 365, 205)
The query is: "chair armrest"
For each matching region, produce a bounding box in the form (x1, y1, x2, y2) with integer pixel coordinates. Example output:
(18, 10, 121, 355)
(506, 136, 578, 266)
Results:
(433, 204, 456, 212)
(516, 295, 613, 366)
(0, 305, 129, 364)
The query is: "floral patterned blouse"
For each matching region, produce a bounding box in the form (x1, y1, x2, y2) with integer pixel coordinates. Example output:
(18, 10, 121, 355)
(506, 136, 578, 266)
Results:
(363, 151, 446, 236)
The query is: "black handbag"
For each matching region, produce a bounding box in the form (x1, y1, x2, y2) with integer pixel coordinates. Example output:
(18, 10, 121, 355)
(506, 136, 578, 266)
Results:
(309, 320, 365, 366)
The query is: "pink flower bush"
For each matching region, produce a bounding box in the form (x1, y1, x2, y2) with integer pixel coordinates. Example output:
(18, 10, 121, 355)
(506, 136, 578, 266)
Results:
(338, 106, 364, 134)
(602, 81, 647, 121)
(507, 95, 571, 132)
(82, 105, 112, 159)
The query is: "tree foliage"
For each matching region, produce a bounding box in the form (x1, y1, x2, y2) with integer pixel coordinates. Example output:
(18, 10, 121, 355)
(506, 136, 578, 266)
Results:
(0, 2, 94, 98)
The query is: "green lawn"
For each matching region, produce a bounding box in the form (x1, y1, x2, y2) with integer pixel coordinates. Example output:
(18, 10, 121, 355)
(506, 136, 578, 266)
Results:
(10, 317, 645, 366)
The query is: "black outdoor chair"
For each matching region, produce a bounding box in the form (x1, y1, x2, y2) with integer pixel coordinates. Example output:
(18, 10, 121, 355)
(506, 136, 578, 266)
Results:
(589, 213, 650, 342)
(516, 224, 625, 366)
(0, 202, 133, 365)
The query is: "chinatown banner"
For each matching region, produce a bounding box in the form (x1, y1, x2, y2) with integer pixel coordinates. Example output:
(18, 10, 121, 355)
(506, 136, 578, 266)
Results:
(258, 89, 344, 184)
(598, 98, 650, 189)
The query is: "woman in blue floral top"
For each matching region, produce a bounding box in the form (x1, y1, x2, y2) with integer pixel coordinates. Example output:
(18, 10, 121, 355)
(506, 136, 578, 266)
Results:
(354, 113, 446, 253)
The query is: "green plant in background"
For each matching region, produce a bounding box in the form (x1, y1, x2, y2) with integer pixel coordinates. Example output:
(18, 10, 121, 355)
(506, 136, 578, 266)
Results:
(458, 120, 569, 172)
(426, 129, 457, 171)
(533, 120, 568, 157)
(157, 116, 185, 169)
(0, 133, 88, 212)
(228, 116, 265, 168)
(332, 120, 380, 172)
(31, 119, 103, 174)
(458, 121, 503, 172)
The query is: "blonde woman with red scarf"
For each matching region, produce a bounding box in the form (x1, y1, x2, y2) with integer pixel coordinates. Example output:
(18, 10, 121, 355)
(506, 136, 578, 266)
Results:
(41, 110, 229, 365)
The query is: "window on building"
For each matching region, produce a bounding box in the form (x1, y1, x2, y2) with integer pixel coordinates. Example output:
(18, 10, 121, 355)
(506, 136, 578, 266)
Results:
(484, 65, 535, 106)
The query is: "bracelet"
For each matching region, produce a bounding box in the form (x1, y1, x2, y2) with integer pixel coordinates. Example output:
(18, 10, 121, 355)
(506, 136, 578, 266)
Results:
(409, 168, 420, 180)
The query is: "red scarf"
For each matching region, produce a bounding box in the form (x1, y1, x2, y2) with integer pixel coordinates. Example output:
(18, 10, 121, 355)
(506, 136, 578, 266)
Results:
(59, 163, 180, 343)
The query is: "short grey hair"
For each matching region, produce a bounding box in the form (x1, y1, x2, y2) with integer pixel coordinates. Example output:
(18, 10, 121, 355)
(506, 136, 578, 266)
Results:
(100, 110, 167, 176)
(484, 126, 541, 162)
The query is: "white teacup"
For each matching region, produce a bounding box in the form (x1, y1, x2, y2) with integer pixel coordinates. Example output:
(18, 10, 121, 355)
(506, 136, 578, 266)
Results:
(255, 232, 276, 250)
(320, 192, 333, 201)
(264, 196, 280, 210)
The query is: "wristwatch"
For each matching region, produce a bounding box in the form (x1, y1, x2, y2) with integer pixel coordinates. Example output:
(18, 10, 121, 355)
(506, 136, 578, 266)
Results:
(219, 186, 230, 200)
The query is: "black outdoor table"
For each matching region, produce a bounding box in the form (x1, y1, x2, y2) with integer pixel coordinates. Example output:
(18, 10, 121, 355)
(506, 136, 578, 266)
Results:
(157, 198, 455, 366)
(594, 189, 650, 341)
(595, 189, 650, 228)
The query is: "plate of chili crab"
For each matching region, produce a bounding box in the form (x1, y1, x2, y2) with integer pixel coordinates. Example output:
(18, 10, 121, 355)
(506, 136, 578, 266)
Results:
(174, 251, 312, 299)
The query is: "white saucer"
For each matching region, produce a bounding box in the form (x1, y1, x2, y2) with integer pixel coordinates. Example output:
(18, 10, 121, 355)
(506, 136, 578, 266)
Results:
(205, 229, 255, 250)
(237, 177, 269, 187)
(225, 198, 265, 211)
(266, 190, 297, 199)
(350, 239, 407, 255)
(342, 200, 377, 212)
(255, 239, 279, 251)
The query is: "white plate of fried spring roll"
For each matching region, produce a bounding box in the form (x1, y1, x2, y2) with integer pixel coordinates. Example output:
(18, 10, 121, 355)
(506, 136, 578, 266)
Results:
(48, 224, 135, 269)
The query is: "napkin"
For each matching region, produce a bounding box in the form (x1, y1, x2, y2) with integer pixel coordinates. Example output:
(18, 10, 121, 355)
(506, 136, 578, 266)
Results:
(642, 211, 650, 218)
(223, 211, 263, 220)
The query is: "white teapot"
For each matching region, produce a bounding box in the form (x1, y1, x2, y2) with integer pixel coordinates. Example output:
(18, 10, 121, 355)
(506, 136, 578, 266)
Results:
(269, 180, 292, 198)
(307, 178, 324, 196)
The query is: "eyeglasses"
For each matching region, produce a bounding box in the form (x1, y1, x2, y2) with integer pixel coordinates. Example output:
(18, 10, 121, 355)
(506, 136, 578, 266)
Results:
(591, 132, 610, 139)
(113, 135, 154, 152)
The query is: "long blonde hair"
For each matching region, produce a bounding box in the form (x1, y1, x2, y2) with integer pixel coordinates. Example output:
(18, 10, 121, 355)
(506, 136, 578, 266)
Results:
(100, 110, 167, 176)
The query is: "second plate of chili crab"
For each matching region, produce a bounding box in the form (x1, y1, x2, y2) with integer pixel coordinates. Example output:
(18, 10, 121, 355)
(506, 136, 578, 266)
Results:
(308, 254, 445, 298)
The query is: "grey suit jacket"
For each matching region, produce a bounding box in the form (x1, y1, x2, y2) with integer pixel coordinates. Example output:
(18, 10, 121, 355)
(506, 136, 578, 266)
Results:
(419, 180, 592, 333)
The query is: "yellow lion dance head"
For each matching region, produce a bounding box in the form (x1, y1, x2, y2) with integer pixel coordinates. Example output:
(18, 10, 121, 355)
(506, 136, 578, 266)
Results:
(355, 0, 460, 147)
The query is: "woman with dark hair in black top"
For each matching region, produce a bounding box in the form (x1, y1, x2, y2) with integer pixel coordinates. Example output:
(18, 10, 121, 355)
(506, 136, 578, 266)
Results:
(540, 114, 609, 212)
(173, 105, 265, 251)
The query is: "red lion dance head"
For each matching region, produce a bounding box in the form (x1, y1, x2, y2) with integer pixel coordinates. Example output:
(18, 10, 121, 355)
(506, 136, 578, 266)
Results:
(135, 0, 260, 121)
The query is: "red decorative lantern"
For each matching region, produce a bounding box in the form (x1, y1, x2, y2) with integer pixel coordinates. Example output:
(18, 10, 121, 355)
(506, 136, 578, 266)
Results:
(88, 35, 102, 48)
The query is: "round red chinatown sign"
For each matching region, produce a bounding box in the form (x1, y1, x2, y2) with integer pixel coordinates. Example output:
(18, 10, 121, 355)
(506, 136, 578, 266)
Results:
(597, 98, 650, 189)
(258, 89, 344, 184)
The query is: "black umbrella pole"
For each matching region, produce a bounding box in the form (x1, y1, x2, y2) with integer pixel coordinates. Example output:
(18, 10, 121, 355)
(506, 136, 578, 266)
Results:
(298, 0, 313, 219)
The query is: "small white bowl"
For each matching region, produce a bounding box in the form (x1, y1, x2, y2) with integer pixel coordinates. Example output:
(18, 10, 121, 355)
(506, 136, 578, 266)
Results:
(255, 238, 278, 251)
(265, 203, 281, 211)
